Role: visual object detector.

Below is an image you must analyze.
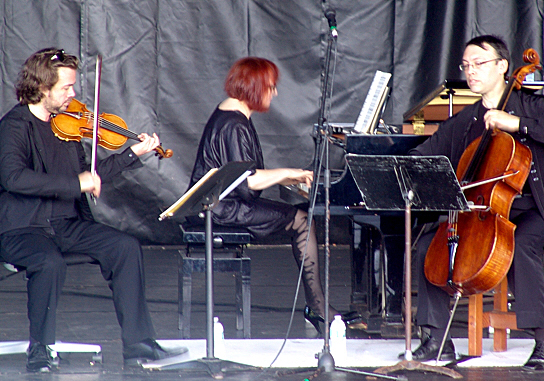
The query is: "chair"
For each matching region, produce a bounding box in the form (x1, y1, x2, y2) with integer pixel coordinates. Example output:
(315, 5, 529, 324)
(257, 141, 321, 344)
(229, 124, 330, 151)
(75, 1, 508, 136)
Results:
(179, 222, 251, 338)
(468, 277, 517, 356)
(0, 253, 103, 365)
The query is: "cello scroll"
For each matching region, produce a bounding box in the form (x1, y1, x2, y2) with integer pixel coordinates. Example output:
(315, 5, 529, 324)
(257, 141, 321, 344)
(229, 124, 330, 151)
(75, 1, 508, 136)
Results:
(499, 48, 542, 109)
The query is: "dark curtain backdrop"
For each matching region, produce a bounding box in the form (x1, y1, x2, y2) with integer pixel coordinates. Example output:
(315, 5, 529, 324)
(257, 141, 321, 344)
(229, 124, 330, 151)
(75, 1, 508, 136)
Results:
(0, 0, 542, 244)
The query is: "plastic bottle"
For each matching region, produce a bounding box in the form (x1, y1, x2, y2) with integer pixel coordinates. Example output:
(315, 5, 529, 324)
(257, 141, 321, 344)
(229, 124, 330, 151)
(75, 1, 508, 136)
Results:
(329, 314, 347, 363)
(213, 316, 225, 358)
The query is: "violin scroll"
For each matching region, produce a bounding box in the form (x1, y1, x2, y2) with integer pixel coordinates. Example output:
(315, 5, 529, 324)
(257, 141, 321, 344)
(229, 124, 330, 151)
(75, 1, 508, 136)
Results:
(154, 145, 173, 159)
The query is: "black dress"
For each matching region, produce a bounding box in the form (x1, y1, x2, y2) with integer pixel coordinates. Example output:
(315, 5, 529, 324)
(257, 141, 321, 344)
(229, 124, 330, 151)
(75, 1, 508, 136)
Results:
(189, 107, 297, 238)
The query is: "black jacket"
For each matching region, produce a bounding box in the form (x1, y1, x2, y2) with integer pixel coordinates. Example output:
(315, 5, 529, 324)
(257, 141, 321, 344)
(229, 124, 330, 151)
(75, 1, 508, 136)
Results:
(0, 104, 142, 235)
(410, 90, 544, 220)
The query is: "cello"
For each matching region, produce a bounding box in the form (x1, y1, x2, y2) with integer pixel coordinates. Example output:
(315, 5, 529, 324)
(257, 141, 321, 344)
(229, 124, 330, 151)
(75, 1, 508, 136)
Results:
(424, 48, 541, 296)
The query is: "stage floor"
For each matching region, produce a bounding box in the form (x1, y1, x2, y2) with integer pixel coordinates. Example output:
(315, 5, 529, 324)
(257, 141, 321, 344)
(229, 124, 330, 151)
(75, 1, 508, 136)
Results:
(0, 244, 542, 380)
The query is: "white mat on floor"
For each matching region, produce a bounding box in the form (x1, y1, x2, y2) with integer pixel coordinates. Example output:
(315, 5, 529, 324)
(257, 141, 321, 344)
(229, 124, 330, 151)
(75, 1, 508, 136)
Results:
(154, 338, 534, 369)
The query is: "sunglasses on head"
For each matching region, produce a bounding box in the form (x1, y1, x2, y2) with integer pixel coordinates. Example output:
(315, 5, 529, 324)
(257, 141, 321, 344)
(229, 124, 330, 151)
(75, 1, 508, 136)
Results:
(50, 49, 66, 62)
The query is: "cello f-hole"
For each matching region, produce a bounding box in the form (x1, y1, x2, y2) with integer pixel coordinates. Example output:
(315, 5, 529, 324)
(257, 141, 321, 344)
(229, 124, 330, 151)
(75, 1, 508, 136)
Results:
(476, 194, 487, 221)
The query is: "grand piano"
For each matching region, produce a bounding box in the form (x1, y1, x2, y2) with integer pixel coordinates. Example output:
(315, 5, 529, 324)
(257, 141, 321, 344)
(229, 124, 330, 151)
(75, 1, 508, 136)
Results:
(281, 133, 429, 336)
(281, 80, 479, 337)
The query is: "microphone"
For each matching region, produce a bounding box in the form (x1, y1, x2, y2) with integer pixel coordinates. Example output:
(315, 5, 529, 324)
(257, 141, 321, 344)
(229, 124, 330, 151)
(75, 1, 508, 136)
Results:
(324, 8, 338, 36)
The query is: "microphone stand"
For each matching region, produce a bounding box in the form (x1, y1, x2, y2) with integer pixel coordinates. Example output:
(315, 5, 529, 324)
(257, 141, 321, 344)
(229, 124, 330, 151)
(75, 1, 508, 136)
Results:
(308, 13, 406, 380)
(307, 20, 337, 373)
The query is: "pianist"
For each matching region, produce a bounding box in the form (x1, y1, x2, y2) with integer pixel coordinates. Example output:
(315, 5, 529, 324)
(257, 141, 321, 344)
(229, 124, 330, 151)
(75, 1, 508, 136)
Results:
(188, 57, 342, 333)
(408, 35, 544, 370)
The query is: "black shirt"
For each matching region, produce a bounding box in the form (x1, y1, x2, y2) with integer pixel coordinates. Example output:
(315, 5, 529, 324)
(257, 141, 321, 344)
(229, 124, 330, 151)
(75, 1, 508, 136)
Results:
(33, 115, 80, 220)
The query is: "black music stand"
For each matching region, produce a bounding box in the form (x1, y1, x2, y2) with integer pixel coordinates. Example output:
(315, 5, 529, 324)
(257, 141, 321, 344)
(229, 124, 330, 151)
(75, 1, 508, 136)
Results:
(151, 161, 255, 378)
(345, 154, 468, 379)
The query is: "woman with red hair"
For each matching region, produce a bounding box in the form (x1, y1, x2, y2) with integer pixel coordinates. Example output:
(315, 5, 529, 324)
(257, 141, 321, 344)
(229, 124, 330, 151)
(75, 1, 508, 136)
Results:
(189, 57, 339, 333)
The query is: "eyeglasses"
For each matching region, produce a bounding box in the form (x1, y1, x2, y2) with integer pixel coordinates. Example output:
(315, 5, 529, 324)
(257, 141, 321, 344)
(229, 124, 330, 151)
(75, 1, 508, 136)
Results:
(50, 49, 66, 62)
(459, 58, 501, 72)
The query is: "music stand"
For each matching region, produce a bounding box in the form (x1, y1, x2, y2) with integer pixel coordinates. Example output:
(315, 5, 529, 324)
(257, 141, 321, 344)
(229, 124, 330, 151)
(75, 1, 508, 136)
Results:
(345, 154, 468, 379)
(150, 161, 255, 378)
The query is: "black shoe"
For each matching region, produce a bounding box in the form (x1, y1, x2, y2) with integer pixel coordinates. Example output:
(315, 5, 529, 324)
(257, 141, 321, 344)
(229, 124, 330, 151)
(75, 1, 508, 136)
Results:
(304, 306, 325, 334)
(26, 343, 52, 373)
(123, 338, 187, 367)
(523, 340, 544, 371)
(398, 335, 456, 362)
(341, 310, 364, 326)
(304, 306, 362, 334)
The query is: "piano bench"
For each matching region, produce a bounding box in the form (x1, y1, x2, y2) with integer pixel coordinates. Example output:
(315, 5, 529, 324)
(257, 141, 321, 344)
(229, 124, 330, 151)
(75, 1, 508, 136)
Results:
(179, 223, 252, 338)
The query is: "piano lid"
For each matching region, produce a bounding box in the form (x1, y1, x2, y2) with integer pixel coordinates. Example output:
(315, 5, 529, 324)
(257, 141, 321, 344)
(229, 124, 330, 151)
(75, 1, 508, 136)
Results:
(403, 79, 480, 123)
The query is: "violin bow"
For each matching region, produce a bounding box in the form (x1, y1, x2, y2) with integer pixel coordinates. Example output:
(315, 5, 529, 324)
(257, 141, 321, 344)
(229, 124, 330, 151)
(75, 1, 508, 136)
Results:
(90, 54, 102, 203)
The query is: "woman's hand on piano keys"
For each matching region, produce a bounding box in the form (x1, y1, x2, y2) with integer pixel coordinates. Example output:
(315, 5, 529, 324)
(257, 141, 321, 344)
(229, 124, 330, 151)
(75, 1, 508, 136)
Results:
(247, 168, 313, 191)
(279, 169, 313, 188)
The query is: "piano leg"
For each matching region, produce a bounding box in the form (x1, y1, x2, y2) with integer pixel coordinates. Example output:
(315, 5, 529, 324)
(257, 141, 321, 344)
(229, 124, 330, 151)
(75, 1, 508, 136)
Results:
(350, 215, 405, 338)
(380, 216, 406, 336)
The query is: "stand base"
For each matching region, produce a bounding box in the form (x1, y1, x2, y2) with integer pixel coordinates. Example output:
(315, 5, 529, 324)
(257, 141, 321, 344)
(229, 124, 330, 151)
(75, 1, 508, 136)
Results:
(148, 357, 255, 379)
(317, 350, 334, 372)
(374, 360, 463, 379)
(318, 348, 401, 380)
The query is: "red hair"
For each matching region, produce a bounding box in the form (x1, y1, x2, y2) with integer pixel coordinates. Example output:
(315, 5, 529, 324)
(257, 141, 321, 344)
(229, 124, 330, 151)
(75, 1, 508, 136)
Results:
(224, 57, 279, 112)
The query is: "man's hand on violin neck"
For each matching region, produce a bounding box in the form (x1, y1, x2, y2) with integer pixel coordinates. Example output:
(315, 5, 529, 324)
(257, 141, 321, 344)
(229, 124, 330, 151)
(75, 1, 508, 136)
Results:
(79, 171, 101, 198)
(130, 132, 160, 157)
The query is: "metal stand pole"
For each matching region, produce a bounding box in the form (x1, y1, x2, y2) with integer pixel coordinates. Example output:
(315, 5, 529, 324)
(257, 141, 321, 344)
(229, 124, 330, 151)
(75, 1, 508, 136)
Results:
(205, 207, 215, 359)
(373, 181, 462, 379)
(147, 207, 254, 378)
(310, 13, 405, 381)
(312, 16, 336, 374)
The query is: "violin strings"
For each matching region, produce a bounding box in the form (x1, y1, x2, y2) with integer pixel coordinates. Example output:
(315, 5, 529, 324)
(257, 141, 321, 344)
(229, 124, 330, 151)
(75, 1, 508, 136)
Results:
(84, 112, 140, 140)
(80, 112, 168, 157)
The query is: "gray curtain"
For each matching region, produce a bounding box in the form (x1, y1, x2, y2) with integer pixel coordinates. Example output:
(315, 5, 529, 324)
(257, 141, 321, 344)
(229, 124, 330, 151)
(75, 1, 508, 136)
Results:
(0, 0, 542, 244)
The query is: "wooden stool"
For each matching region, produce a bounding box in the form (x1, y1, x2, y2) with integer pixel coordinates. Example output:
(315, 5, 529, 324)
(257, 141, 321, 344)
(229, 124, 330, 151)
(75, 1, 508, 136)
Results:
(178, 223, 251, 339)
(468, 277, 517, 356)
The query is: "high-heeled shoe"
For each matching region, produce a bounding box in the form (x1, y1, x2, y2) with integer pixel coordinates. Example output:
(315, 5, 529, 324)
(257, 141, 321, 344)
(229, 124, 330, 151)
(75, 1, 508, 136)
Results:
(305, 306, 365, 334)
(341, 310, 365, 326)
(304, 306, 325, 334)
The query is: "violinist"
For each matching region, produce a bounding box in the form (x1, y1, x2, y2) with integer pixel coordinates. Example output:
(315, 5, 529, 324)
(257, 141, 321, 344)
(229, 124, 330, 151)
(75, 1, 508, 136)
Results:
(0, 47, 181, 372)
(408, 35, 544, 370)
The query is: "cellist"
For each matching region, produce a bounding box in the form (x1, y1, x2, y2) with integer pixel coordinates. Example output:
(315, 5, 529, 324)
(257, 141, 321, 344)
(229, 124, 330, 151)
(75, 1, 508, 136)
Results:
(408, 35, 544, 370)
(0, 48, 182, 372)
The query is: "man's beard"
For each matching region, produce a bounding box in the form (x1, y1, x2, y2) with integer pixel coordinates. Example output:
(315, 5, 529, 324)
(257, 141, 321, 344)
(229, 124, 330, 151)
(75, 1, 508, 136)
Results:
(47, 100, 70, 116)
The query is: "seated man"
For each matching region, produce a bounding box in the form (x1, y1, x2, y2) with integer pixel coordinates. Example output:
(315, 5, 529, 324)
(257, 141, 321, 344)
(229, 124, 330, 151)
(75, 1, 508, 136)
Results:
(409, 35, 544, 370)
(0, 47, 182, 372)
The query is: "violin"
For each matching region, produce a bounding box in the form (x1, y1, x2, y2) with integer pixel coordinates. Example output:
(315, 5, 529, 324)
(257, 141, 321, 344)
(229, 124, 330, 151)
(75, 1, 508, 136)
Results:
(51, 98, 173, 159)
(424, 49, 541, 296)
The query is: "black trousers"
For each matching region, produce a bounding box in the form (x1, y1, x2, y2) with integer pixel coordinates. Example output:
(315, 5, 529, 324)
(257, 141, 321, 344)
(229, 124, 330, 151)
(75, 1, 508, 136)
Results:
(0, 218, 156, 346)
(416, 199, 544, 331)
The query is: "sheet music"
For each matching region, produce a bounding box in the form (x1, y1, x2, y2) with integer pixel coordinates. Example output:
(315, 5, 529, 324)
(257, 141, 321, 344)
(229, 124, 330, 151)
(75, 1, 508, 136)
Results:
(219, 170, 252, 200)
(158, 168, 218, 221)
(157, 161, 254, 221)
(353, 70, 392, 134)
